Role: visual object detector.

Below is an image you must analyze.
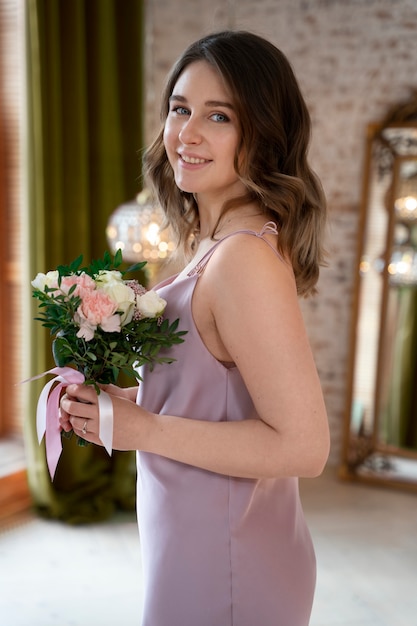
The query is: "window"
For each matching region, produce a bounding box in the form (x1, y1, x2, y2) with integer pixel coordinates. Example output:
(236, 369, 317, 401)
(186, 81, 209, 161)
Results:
(0, 0, 30, 521)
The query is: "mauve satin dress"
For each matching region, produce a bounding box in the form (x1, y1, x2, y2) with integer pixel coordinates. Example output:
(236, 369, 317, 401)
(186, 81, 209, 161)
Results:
(136, 226, 316, 626)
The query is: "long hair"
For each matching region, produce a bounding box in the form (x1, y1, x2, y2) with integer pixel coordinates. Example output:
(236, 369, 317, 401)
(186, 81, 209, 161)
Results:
(143, 30, 327, 296)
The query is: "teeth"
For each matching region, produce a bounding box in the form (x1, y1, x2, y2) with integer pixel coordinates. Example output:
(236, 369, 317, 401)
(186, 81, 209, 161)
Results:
(181, 155, 208, 164)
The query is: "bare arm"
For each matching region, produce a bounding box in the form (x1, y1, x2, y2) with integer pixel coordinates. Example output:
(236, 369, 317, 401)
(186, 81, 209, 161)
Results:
(61, 236, 330, 479)
(142, 235, 329, 478)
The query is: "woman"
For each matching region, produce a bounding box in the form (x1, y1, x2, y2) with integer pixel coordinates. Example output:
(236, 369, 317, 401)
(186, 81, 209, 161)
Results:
(61, 30, 330, 626)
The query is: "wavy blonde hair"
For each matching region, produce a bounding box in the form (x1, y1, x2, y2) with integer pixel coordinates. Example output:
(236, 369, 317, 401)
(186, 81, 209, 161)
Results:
(143, 31, 327, 296)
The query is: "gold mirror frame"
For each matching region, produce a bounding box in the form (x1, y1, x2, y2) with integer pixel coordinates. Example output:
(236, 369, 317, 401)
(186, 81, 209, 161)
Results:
(340, 92, 417, 492)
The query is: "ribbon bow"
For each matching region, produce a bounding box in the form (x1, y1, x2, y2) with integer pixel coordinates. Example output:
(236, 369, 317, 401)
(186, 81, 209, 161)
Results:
(28, 367, 113, 479)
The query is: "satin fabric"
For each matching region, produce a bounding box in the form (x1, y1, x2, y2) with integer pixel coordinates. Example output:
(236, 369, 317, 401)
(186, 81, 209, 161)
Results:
(137, 228, 316, 626)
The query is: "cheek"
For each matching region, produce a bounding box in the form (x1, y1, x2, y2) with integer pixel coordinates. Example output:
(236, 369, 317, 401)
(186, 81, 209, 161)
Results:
(217, 132, 239, 162)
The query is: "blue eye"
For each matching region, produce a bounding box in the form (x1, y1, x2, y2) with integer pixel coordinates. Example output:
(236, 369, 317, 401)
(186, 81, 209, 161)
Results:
(211, 112, 229, 123)
(172, 106, 189, 116)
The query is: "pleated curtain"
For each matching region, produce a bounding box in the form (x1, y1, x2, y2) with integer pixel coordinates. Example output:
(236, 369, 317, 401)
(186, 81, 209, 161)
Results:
(24, 0, 144, 523)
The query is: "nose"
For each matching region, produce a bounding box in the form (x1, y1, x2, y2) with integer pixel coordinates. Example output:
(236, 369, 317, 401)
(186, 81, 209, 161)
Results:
(178, 115, 202, 145)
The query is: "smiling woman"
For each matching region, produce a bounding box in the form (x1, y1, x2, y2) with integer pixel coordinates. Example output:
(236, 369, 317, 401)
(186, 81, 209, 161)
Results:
(61, 30, 329, 626)
(163, 61, 243, 211)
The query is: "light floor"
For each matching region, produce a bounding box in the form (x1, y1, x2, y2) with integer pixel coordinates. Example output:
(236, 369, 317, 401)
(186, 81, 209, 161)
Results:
(1, 468, 416, 626)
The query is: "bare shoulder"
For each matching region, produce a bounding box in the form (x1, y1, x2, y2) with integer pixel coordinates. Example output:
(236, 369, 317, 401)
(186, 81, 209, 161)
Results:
(195, 230, 306, 359)
(202, 230, 297, 302)
(191, 231, 300, 364)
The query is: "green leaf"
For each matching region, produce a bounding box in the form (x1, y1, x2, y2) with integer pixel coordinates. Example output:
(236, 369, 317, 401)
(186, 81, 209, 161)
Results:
(125, 260, 147, 274)
(52, 336, 74, 367)
(113, 248, 123, 267)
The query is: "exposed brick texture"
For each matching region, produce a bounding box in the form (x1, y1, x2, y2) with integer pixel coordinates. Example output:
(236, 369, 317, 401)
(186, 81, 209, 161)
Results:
(144, 0, 417, 464)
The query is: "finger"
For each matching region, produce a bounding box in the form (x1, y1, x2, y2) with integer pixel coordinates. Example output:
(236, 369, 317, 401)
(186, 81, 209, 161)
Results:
(98, 383, 115, 393)
(99, 383, 126, 399)
(58, 411, 73, 432)
(70, 416, 94, 436)
(61, 396, 96, 420)
(66, 384, 96, 403)
(59, 419, 73, 433)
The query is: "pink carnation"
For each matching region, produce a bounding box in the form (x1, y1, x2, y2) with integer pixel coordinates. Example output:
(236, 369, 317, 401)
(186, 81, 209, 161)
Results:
(61, 273, 96, 296)
(74, 289, 121, 341)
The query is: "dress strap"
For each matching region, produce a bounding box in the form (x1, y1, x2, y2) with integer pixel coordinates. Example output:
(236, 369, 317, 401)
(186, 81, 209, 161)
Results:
(188, 221, 280, 277)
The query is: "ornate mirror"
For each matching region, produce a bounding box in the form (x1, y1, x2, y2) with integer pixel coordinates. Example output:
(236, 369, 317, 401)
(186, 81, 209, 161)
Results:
(340, 92, 417, 491)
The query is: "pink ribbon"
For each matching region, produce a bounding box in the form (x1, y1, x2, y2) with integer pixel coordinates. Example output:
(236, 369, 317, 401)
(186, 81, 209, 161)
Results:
(25, 367, 113, 479)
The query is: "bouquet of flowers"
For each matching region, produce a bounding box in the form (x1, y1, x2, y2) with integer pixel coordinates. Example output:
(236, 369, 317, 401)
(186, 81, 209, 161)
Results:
(32, 249, 185, 388)
(30, 249, 186, 478)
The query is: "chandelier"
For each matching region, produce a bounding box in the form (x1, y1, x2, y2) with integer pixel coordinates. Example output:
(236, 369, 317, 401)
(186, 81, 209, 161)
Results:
(106, 189, 176, 284)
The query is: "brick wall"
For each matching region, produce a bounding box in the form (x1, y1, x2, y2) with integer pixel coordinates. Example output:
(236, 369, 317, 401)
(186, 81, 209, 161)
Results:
(144, 0, 417, 464)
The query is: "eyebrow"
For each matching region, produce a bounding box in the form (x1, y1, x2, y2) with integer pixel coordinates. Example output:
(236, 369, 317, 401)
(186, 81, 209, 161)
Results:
(169, 94, 234, 109)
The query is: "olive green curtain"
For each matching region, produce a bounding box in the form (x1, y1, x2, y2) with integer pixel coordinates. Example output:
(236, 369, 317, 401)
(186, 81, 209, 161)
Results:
(23, 0, 144, 523)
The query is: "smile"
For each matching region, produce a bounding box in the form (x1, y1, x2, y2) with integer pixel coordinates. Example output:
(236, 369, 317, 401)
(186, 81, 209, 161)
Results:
(180, 154, 210, 165)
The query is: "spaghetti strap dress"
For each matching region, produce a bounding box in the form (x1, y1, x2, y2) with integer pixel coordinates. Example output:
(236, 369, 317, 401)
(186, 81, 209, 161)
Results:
(136, 223, 316, 626)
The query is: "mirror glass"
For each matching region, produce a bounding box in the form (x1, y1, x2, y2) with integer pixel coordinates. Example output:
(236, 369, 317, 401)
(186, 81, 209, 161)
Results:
(341, 100, 417, 490)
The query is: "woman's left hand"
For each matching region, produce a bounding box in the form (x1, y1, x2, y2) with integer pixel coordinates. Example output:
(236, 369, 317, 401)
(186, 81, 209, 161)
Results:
(60, 383, 152, 451)
(60, 384, 102, 445)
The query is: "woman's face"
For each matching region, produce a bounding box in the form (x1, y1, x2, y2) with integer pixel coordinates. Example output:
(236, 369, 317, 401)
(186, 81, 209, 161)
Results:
(163, 60, 246, 203)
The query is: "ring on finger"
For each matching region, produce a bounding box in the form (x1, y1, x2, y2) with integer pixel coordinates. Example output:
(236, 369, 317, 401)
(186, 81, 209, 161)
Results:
(81, 421, 88, 435)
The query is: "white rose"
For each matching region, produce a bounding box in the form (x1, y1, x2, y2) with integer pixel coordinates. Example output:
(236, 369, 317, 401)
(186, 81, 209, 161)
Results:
(136, 290, 167, 318)
(95, 271, 136, 325)
(31, 270, 59, 292)
(95, 270, 123, 284)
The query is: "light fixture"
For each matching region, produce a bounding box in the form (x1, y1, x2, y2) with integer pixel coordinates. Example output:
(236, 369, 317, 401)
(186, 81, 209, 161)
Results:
(394, 162, 417, 222)
(106, 188, 176, 284)
(394, 195, 417, 222)
(388, 245, 417, 285)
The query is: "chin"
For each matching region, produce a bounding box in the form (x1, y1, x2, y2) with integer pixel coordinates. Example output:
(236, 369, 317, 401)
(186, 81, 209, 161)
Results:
(175, 179, 198, 194)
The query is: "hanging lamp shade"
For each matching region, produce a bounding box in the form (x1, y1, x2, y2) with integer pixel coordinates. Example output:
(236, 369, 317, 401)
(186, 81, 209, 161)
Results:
(106, 189, 176, 281)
